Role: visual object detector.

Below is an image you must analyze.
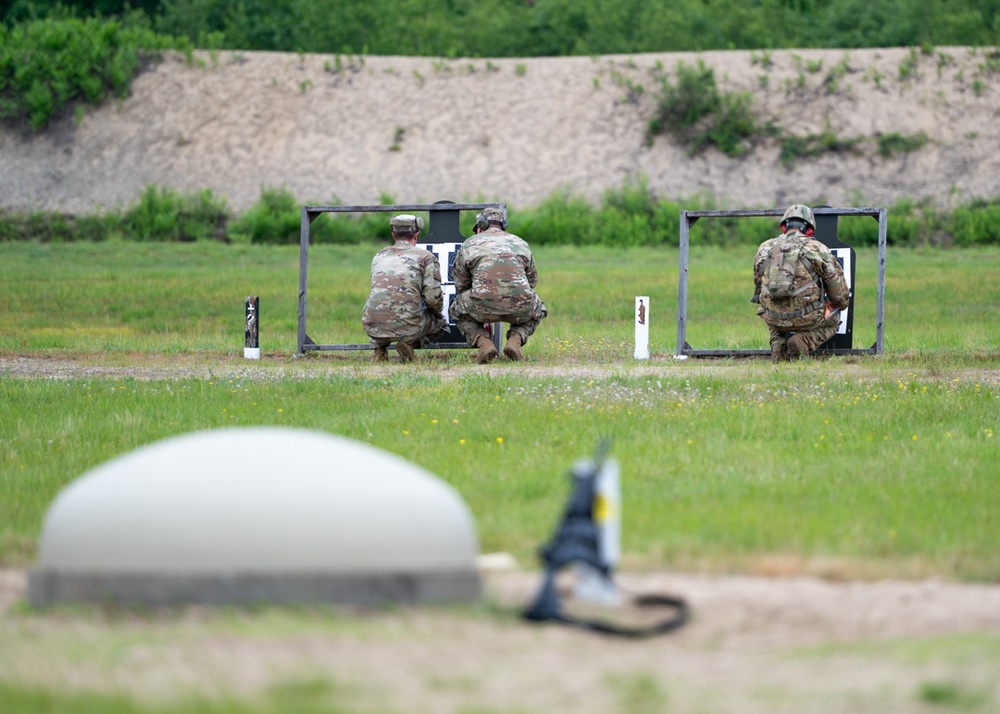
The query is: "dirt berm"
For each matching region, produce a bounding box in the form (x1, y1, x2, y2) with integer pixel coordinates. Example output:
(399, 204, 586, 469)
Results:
(2, 46, 999, 215)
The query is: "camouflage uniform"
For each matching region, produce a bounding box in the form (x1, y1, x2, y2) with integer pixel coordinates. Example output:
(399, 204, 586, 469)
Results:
(753, 228, 850, 356)
(362, 240, 447, 348)
(449, 225, 547, 346)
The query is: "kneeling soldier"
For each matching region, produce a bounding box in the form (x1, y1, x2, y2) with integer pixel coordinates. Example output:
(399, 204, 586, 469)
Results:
(362, 214, 447, 363)
(753, 204, 850, 361)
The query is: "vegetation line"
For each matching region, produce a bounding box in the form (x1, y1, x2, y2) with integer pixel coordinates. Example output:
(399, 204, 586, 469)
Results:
(3, 179, 1000, 247)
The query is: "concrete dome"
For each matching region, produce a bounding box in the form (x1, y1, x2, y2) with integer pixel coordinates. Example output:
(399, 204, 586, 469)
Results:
(29, 427, 480, 606)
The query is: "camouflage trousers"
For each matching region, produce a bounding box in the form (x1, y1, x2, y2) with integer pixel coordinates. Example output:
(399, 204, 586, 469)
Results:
(449, 292, 548, 347)
(765, 318, 840, 358)
(369, 309, 448, 348)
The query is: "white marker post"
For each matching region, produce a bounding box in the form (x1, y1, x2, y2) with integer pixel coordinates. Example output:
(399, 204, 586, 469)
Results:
(244, 296, 260, 359)
(634, 296, 649, 359)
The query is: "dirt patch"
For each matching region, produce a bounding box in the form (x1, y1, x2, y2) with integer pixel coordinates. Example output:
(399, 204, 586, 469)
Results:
(4, 353, 1000, 388)
(2, 566, 999, 713)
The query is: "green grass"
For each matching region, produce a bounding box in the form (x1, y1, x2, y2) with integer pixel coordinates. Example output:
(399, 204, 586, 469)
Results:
(4, 368, 996, 577)
(3, 240, 1000, 355)
(0, 678, 360, 714)
(1, 242, 998, 579)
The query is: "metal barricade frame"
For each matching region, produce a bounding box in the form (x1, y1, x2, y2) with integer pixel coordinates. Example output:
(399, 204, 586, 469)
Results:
(296, 201, 506, 355)
(676, 207, 887, 358)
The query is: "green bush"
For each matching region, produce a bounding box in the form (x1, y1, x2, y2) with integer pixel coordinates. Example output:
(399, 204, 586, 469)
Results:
(650, 60, 760, 157)
(5, 183, 1000, 248)
(0, 16, 185, 131)
(947, 198, 1000, 246)
(226, 186, 301, 244)
(877, 131, 930, 157)
(154, 0, 999, 56)
(122, 185, 229, 241)
(5, 1, 998, 57)
(226, 187, 387, 245)
(779, 129, 864, 169)
(0, 209, 119, 241)
(650, 60, 718, 139)
(312, 211, 390, 245)
(516, 189, 597, 245)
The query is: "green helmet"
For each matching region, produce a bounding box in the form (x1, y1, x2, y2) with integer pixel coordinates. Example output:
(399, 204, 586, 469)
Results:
(389, 214, 424, 233)
(780, 204, 815, 231)
(475, 207, 507, 231)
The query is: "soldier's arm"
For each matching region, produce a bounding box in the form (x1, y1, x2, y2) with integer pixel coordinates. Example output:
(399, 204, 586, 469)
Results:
(525, 253, 538, 289)
(752, 243, 768, 290)
(421, 254, 444, 312)
(816, 249, 850, 309)
(453, 247, 471, 293)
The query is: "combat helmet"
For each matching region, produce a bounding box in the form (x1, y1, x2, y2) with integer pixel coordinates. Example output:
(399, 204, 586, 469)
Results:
(389, 214, 424, 233)
(780, 204, 815, 233)
(475, 207, 507, 232)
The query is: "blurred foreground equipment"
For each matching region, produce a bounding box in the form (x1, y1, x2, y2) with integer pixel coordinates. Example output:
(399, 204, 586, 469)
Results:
(523, 439, 688, 637)
(29, 428, 480, 607)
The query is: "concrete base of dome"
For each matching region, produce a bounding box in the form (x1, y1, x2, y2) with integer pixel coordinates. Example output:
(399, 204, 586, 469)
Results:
(28, 567, 480, 607)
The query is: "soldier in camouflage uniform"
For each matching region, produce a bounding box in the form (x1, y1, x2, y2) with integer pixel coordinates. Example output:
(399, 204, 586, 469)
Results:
(753, 205, 850, 361)
(449, 207, 547, 363)
(362, 214, 447, 363)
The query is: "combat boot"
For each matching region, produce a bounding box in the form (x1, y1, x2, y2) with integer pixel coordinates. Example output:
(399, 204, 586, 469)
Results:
(475, 335, 498, 364)
(503, 332, 526, 361)
(373, 346, 388, 363)
(395, 341, 416, 363)
(786, 333, 810, 359)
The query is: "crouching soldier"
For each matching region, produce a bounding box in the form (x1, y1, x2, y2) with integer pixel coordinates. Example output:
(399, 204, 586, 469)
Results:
(362, 214, 447, 363)
(753, 204, 850, 361)
(449, 207, 547, 363)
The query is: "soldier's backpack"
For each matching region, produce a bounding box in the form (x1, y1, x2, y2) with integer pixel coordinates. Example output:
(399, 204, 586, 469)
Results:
(763, 238, 818, 299)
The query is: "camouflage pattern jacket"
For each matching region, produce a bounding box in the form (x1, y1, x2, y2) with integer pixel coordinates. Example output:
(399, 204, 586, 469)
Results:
(452, 227, 539, 314)
(753, 229, 850, 329)
(362, 240, 444, 339)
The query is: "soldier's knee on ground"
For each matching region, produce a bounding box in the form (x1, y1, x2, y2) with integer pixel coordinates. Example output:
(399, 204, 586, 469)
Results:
(786, 333, 810, 358)
(769, 331, 790, 363)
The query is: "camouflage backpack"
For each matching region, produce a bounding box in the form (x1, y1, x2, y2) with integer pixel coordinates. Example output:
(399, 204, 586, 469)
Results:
(763, 237, 818, 299)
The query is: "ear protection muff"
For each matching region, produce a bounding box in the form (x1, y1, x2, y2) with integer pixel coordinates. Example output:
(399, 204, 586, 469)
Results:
(476, 208, 507, 232)
(782, 218, 812, 235)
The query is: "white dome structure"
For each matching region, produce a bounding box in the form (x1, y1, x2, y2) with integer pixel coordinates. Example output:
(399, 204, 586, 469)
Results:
(29, 427, 480, 606)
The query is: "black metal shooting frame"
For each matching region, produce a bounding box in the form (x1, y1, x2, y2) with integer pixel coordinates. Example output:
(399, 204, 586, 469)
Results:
(676, 207, 887, 358)
(296, 201, 506, 356)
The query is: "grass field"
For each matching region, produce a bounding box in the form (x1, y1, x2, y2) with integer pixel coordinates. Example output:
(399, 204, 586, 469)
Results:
(1, 241, 997, 578)
(1, 240, 999, 714)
